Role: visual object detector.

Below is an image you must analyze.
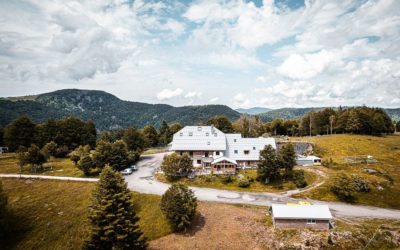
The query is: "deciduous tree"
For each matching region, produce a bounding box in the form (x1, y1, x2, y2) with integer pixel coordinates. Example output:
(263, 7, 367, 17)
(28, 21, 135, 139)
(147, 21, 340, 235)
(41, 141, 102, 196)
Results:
(4, 116, 35, 151)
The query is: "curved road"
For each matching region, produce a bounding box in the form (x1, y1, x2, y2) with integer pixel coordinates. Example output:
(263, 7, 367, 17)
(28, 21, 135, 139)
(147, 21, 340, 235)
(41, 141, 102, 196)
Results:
(125, 153, 400, 219)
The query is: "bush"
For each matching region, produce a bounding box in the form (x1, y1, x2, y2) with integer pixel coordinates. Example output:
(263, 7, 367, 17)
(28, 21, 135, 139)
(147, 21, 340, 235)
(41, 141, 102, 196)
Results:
(351, 175, 371, 192)
(78, 155, 95, 176)
(330, 173, 357, 202)
(291, 170, 308, 188)
(54, 146, 69, 158)
(238, 178, 250, 188)
(202, 175, 216, 183)
(160, 184, 197, 232)
(221, 175, 234, 184)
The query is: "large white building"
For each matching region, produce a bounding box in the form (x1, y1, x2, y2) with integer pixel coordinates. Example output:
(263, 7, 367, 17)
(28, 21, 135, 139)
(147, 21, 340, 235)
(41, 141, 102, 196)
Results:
(169, 126, 276, 174)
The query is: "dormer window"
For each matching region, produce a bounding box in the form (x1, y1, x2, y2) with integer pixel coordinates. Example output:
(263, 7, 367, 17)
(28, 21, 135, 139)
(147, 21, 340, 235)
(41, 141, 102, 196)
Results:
(189, 132, 193, 136)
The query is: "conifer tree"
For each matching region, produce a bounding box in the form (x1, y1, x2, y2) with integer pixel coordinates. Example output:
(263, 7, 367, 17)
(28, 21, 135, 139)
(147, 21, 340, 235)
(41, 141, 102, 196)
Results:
(0, 180, 8, 238)
(257, 145, 280, 183)
(160, 184, 197, 232)
(84, 166, 147, 250)
(278, 142, 296, 176)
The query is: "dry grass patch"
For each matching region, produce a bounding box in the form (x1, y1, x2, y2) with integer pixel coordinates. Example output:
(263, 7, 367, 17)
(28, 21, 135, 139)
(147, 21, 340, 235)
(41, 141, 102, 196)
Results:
(0, 154, 87, 177)
(0, 178, 172, 249)
(292, 134, 400, 208)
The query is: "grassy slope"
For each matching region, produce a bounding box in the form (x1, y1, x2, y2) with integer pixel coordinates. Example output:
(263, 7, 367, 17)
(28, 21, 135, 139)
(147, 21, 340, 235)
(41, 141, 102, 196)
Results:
(0, 179, 171, 249)
(292, 134, 400, 208)
(156, 169, 317, 193)
(0, 154, 86, 177)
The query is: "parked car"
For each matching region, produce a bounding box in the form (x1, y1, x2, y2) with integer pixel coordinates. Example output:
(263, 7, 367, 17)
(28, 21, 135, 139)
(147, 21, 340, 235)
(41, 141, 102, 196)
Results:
(121, 168, 133, 175)
(129, 165, 138, 171)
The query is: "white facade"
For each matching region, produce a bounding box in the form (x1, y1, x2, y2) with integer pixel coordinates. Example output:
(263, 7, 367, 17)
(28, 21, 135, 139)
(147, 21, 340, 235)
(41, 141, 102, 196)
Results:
(169, 126, 276, 168)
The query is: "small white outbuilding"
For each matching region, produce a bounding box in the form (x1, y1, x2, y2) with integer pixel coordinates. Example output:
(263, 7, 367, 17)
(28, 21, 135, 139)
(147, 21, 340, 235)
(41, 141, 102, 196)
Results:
(271, 204, 332, 230)
(296, 155, 322, 166)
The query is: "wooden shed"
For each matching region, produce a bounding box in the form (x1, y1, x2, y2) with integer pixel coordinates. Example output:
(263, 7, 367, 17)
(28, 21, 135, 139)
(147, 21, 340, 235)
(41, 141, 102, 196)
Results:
(271, 204, 332, 230)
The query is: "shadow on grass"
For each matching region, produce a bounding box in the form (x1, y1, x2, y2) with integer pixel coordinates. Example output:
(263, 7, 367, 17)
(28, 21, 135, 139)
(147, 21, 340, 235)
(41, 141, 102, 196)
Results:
(177, 212, 206, 237)
(0, 208, 32, 249)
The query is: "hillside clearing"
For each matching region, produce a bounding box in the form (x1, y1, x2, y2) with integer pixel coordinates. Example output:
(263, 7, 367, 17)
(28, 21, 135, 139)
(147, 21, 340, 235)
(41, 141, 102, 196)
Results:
(292, 134, 400, 209)
(0, 154, 88, 178)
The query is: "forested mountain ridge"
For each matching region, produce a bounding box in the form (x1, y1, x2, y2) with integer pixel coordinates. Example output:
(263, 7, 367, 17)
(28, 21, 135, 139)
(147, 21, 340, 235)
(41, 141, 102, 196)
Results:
(0, 89, 240, 131)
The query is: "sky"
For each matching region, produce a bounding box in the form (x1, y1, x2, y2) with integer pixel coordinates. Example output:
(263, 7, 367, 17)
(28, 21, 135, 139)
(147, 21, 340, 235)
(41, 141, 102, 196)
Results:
(0, 0, 399, 109)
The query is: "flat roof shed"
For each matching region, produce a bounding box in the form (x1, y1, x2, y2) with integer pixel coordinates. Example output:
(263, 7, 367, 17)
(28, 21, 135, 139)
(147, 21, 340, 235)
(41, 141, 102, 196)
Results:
(271, 204, 332, 230)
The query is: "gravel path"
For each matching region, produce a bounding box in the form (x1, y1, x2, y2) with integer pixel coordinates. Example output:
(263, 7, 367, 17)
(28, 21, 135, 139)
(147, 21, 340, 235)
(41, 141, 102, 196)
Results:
(2, 153, 400, 219)
(125, 153, 400, 219)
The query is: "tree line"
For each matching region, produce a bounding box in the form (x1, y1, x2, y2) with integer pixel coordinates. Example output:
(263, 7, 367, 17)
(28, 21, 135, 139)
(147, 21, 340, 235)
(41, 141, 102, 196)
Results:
(206, 106, 396, 137)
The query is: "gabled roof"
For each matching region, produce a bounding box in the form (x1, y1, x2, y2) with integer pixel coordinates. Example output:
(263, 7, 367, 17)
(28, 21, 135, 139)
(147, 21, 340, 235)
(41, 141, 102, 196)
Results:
(212, 156, 237, 165)
(169, 126, 226, 151)
(271, 204, 332, 220)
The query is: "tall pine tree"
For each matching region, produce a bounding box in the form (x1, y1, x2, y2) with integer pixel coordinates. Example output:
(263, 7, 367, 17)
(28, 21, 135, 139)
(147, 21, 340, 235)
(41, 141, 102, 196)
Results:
(85, 166, 147, 250)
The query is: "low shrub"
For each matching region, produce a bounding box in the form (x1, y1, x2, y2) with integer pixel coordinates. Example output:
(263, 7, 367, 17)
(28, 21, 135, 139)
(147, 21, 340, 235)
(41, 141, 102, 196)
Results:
(238, 178, 250, 188)
(54, 146, 70, 158)
(221, 175, 234, 184)
(351, 174, 371, 192)
(291, 170, 308, 188)
(330, 172, 357, 202)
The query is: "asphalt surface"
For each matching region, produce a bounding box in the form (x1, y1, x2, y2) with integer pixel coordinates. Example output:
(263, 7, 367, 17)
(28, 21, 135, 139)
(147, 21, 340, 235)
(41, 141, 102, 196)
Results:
(124, 153, 400, 219)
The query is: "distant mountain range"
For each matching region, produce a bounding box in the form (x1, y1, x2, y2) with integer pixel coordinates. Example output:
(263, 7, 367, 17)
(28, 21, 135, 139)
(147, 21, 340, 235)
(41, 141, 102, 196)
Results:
(1, 89, 399, 131)
(0, 89, 240, 131)
(235, 107, 272, 115)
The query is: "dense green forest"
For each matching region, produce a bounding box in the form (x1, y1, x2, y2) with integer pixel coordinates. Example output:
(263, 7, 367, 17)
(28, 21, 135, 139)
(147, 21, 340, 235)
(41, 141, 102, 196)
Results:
(0, 89, 240, 131)
(1, 89, 399, 133)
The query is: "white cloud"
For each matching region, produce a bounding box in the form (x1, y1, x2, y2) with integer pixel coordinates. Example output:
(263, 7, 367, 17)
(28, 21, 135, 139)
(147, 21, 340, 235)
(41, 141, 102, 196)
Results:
(209, 97, 219, 103)
(1, 0, 399, 109)
(234, 93, 251, 108)
(184, 91, 202, 98)
(156, 88, 183, 100)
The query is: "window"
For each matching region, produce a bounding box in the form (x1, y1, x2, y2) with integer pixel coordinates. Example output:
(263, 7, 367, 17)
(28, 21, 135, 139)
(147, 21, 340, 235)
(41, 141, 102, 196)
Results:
(197, 160, 201, 164)
(206, 132, 209, 136)
(216, 151, 220, 156)
(198, 127, 202, 131)
(307, 219, 316, 224)
(214, 133, 217, 137)
(189, 132, 193, 136)
(253, 146, 256, 150)
(234, 150, 238, 154)
(179, 132, 183, 136)
(207, 141, 210, 145)
(234, 139, 237, 142)
(244, 150, 250, 155)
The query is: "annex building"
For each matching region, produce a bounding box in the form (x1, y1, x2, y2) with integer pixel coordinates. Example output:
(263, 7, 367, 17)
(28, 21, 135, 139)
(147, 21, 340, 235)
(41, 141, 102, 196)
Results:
(169, 126, 276, 174)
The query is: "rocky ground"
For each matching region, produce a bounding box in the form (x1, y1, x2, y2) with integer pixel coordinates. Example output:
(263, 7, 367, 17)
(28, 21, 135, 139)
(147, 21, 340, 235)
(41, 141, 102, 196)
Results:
(149, 202, 400, 250)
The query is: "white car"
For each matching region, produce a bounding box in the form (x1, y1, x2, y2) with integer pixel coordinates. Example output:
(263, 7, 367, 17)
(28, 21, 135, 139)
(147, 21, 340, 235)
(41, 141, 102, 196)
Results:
(121, 168, 133, 175)
(129, 165, 138, 171)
